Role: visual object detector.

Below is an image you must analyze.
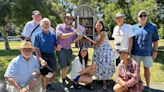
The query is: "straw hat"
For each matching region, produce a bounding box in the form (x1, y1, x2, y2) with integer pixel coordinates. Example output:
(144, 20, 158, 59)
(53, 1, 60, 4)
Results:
(20, 41, 33, 49)
(64, 13, 74, 20)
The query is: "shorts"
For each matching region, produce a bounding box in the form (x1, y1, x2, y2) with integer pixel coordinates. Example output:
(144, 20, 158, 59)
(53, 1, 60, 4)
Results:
(42, 54, 57, 71)
(57, 49, 73, 69)
(74, 75, 80, 82)
(132, 55, 153, 67)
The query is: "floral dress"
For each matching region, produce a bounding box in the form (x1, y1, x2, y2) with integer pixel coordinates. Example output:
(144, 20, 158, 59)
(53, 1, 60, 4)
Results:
(116, 59, 144, 92)
(93, 32, 115, 80)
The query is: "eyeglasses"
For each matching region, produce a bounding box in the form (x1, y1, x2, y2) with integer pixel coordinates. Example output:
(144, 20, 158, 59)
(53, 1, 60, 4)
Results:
(139, 15, 147, 18)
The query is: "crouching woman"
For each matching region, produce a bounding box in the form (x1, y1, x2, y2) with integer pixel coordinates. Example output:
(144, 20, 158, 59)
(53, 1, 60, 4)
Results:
(113, 49, 144, 92)
(70, 46, 96, 90)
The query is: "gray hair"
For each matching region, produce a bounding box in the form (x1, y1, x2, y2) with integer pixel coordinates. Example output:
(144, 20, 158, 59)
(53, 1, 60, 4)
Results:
(40, 18, 51, 26)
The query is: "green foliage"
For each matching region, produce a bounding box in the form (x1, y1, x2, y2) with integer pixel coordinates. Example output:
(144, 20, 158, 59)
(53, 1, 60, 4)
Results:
(0, 0, 12, 26)
(130, 0, 157, 23)
(158, 27, 164, 39)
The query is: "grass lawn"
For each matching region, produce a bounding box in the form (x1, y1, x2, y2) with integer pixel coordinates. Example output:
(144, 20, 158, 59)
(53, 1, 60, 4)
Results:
(0, 40, 164, 86)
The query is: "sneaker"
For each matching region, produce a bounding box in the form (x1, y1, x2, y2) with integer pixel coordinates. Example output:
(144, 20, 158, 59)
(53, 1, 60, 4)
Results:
(61, 81, 69, 92)
(144, 86, 152, 92)
(47, 84, 55, 90)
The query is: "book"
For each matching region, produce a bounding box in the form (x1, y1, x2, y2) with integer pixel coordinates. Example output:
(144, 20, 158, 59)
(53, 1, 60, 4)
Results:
(76, 24, 85, 35)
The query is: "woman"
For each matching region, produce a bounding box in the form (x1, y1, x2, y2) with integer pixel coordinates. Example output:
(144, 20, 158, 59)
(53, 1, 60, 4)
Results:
(84, 20, 115, 89)
(70, 46, 96, 90)
(113, 49, 144, 92)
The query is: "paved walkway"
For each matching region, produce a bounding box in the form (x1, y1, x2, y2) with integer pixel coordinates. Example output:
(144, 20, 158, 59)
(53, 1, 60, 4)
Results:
(0, 80, 164, 92)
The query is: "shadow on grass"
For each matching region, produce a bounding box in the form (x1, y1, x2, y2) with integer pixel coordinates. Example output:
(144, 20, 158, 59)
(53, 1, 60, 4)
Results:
(154, 46, 164, 71)
(0, 49, 19, 57)
(0, 49, 19, 80)
(1, 80, 163, 92)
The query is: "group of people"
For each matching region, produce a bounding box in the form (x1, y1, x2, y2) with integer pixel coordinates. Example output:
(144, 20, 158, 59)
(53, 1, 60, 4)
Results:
(4, 9, 159, 92)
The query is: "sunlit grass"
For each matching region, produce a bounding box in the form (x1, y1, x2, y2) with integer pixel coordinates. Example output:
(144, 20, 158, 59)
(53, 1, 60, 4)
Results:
(0, 39, 164, 85)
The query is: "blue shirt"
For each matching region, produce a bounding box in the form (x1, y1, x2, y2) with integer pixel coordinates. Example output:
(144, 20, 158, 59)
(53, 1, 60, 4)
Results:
(132, 22, 159, 56)
(34, 31, 56, 54)
(4, 55, 40, 87)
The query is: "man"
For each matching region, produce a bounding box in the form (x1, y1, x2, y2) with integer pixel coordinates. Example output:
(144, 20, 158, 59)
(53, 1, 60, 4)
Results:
(56, 13, 82, 91)
(34, 18, 56, 92)
(22, 10, 42, 45)
(132, 10, 159, 92)
(4, 41, 41, 92)
(112, 12, 135, 66)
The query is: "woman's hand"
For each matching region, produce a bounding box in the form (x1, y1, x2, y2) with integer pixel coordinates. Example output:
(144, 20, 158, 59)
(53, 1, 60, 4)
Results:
(20, 88, 29, 92)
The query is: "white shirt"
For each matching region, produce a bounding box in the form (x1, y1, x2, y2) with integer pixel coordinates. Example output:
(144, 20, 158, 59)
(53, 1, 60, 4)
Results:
(70, 57, 85, 80)
(112, 23, 135, 51)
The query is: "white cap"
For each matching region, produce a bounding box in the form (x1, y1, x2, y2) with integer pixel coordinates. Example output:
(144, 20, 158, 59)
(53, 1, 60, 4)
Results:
(116, 12, 125, 18)
(138, 10, 148, 17)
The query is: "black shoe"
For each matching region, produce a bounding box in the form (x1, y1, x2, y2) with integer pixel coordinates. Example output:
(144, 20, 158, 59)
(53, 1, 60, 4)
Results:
(47, 84, 55, 90)
(65, 76, 72, 84)
(73, 82, 82, 89)
(85, 84, 94, 90)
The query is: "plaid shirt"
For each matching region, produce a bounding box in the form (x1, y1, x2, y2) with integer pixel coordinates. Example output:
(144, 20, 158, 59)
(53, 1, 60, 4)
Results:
(116, 59, 144, 92)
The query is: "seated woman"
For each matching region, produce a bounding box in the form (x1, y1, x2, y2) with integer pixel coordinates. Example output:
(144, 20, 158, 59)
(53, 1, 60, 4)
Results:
(113, 49, 144, 92)
(70, 46, 96, 90)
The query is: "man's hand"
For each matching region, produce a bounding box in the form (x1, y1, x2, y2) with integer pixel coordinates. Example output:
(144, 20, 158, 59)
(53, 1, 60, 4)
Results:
(152, 51, 158, 59)
(39, 58, 47, 67)
(29, 80, 36, 90)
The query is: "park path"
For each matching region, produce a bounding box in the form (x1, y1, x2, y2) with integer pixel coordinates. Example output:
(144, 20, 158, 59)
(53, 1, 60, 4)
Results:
(0, 80, 164, 92)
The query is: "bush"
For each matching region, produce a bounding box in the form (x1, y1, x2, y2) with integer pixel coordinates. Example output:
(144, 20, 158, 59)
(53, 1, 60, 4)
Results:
(158, 27, 164, 39)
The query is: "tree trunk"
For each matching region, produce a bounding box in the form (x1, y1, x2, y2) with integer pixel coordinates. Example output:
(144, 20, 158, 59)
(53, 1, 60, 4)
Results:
(0, 26, 11, 50)
(4, 37, 10, 50)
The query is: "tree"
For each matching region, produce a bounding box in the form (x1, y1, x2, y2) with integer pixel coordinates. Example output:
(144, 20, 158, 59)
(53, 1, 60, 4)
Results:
(12, 0, 64, 29)
(0, 0, 12, 50)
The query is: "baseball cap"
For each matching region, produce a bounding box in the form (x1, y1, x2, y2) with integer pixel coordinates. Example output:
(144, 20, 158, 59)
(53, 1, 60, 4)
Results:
(138, 10, 148, 17)
(116, 12, 125, 18)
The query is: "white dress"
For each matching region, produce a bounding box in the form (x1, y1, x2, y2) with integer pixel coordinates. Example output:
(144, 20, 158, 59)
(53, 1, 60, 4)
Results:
(93, 32, 115, 80)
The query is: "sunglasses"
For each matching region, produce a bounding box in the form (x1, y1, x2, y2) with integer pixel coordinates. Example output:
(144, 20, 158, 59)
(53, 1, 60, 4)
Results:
(139, 14, 147, 18)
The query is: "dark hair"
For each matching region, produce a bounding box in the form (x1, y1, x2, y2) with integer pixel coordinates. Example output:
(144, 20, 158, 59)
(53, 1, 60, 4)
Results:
(95, 20, 105, 34)
(78, 47, 88, 67)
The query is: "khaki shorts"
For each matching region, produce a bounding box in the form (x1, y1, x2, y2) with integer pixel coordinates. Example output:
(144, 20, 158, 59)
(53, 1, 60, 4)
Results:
(132, 55, 153, 67)
(6, 76, 42, 92)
